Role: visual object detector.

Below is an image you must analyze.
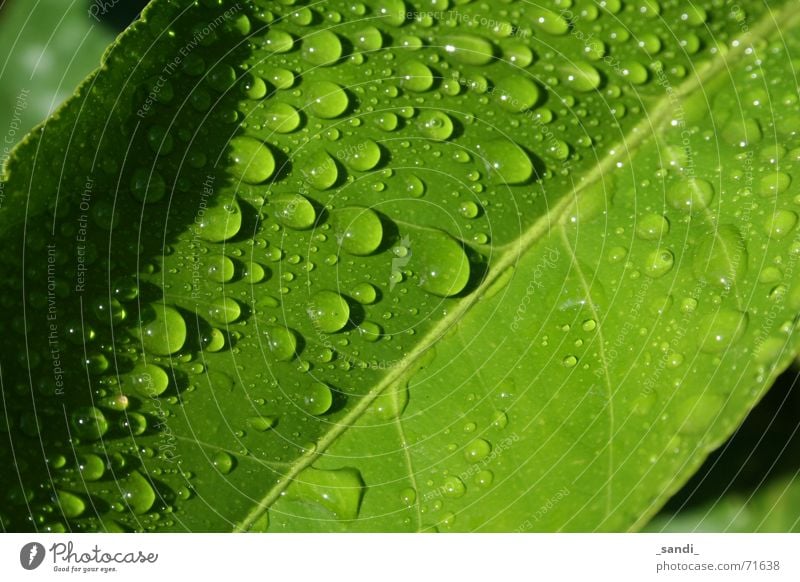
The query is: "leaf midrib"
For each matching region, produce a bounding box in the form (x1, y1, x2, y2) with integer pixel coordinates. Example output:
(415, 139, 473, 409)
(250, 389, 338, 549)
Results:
(233, 4, 799, 532)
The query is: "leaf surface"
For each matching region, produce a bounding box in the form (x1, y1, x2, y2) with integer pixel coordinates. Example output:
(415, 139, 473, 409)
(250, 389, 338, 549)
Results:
(2, 0, 800, 532)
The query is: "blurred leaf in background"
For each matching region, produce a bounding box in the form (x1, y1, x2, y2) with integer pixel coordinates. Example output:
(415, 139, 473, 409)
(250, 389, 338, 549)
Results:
(0, 0, 149, 157)
(648, 366, 800, 532)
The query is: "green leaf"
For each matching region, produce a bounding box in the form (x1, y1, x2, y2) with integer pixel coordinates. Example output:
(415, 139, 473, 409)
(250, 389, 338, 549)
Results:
(2, 0, 800, 532)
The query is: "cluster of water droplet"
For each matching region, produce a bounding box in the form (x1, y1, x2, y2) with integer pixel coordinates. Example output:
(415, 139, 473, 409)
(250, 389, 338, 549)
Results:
(2, 0, 799, 533)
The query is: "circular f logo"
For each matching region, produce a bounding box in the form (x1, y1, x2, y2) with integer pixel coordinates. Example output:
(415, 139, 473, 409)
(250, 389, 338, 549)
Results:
(20, 542, 45, 570)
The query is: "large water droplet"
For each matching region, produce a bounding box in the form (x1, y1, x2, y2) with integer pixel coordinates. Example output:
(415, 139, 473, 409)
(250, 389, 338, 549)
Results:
(271, 194, 317, 230)
(195, 197, 242, 242)
(398, 61, 434, 92)
(124, 363, 169, 397)
(417, 110, 454, 141)
(480, 139, 533, 184)
(138, 304, 186, 356)
(300, 383, 334, 415)
(263, 326, 297, 361)
(57, 490, 86, 519)
(306, 81, 349, 119)
(331, 206, 384, 256)
(71, 406, 108, 440)
(692, 225, 748, 288)
(301, 150, 339, 190)
(302, 30, 342, 66)
(208, 297, 242, 325)
(119, 470, 156, 515)
(494, 76, 540, 112)
(699, 310, 748, 353)
(464, 438, 492, 463)
(263, 102, 301, 134)
(530, 7, 569, 35)
(308, 291, 350, 333)
(560, 62, 601, 92)
(283, 467, 365, 520)
(643, 248, 674, 278)
(229, 137, 275, 184)
(337, 138, 381, 171)
(666, 177, 714, 213)
(411, 230, 471, 297)
(440, 34, 495, 65)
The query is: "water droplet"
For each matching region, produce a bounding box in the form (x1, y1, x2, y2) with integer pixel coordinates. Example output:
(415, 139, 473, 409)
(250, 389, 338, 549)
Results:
(440, 34, 495, 64)
(398, 61, 434, 92)
(458, 200, 480, 219)
(464, 438, 492, 463)
(267, 67, 295, 90)
(263, 326, 297, 361)
(124, 363, 169, 397)
(283, 467, 364, 520)
(263, 29, 294, 53)
(208, 297, 242, 325)
(271, 193, 317, 230)
(442, 476, 466, 498)
(369, 382, 409, 420)
(308, 290, 350, 333)
(213, 451, 235, 475)
(399, 487, 417, 507)
(643, 248, 674, 278)
(130, 169, 166, 203)
(354, 25, 383, 51)
(352, 282, 378, 304)
(302, 30, 342, 66)
(195, 197, 242, 242)
(636, 214, 670, 240)
(402, 174, 425, 197)
(301, 150, 339, 190)
(247, 415, 278, 432)
(560, 62, 601, 92)
(417, 110, 454, 140)
(374, 0, 406, 26)
(412, 230, 471, 297)
(205, 254, 235, 283)
(692, 225, 747, 288)
(530, 7, 569, 35)
(474, 470, 494, 487)
(338, 138, 381, 171)
(331, 206, 383, 256)
(676, 393, 725, 435)
(480, 139, 533, 184)
(495, 76, 540, 112)
(757, 172, 791, 197)
(765, 210, 798, 239)
(666, 177, 714, 213)
(138, 304, 186, 355)
(306, 81, 349, 119)
(119, 470, 156, 515)
(229, 137, 275, 184)
(300, 383, 334, 415)
(263, 102, 301, 134)
(699, 310, 748, 353)
(77, 454, 105, 481)
(491, 410, 508, 429)
(57, 490, 86, 519)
